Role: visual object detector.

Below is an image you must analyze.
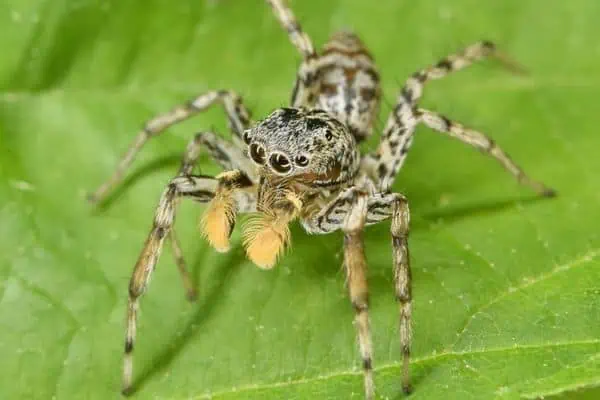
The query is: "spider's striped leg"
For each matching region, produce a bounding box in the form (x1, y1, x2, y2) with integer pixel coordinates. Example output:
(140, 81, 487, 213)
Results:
(169, 130, 257, 301)
(88, 90, 252, 204)
(123, 173, 255, 395)
(362, 192, 413, 394)
(367, 105, 418, 192)
(167, 230, 196, 301)
(417, 108, 555, 196)
(178, 131, 257, 181)
(392, 200, 413, 394)
(342, 194, 375, 400)
(389, 195, 412, 393)
(301, 189, 377, 399)
(303, 189, 414, 397)
(170, 131, 222, 301)
(401, 41, 524, 108)
(123, 175, 215, 395)
(367, 41, 532, 191)
(266, 0, 316, 59)
(266, 0, 320, 107)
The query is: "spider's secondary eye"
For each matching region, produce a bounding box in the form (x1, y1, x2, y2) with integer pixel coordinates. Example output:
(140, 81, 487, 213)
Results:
(269, 153, 292, 174)
(249, 143, 266, 164)
(294, 155, 309, 167)
(325, 130, 333, 141)
(243, 130, 252, 144)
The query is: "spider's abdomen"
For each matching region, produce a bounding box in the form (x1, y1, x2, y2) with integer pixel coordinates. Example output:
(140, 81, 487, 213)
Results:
(316, 31, 381, 143)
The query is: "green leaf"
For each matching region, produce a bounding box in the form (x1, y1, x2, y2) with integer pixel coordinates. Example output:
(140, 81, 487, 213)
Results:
(2, 0, 599, 399)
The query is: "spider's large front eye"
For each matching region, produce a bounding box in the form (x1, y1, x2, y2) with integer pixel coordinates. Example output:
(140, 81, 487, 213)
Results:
(269, 153, 292, 174)
(294, 155, 310, 167)
(249, 143, 266, 164)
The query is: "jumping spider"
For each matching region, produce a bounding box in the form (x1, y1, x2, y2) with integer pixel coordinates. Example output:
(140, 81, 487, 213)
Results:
(89, 0, 555, 398)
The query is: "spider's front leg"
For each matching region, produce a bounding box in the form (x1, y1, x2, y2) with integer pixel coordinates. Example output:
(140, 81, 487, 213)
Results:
(169, 130, 257, 299)
(388, 194, 412, 394)
(355, 192, 413, 395)
(122, 172, 254, 395)
(302, 188, 413, 398)
(88, 90, 252, 204)
(342, 193, 375, 399)
(304, 188, 375, 398)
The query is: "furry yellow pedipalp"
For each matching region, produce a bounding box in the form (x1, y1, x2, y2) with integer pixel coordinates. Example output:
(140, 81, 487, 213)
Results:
(243, 213, 291, 269)
(200, 190, 236, 253)
(243, 190, 303, 269)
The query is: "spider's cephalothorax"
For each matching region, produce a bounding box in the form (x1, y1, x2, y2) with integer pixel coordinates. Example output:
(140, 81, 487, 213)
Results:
(88, 1, 555, 398)
(231, 32, 381, 270)
(216, 107, 361, 269)
(245, 107, 360, 186)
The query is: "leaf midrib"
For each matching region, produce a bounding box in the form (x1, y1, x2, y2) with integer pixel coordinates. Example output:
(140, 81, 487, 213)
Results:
(170, 339, 600, 400)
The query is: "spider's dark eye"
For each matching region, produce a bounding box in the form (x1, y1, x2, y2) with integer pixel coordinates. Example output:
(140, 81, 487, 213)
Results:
(325, 130, 333, 141)
(249, 143, 266, 164)
(294, 155, 309, 167)
(243, 130, 252, 144)
(269, 153, 292, 174)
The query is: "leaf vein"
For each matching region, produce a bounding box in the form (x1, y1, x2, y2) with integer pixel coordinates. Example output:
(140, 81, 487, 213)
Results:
(450, 247, 600, 350)
(183, 339, 600, 400)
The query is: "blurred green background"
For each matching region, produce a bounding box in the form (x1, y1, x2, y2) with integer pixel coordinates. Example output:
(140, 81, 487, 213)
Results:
(1, 0, 599, 398)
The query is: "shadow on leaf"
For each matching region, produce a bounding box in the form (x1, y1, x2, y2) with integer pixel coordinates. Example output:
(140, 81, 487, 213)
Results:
(91, 153, 183, 212)
(420, 193, 554, 225)
(126, 249, 243, 395)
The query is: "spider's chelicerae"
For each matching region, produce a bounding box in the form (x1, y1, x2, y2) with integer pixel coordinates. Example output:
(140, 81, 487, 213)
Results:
(89, 1, 555, 398)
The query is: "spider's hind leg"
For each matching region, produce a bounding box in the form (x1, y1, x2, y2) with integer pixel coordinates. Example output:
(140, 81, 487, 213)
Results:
(266, 0, 321, 107)
(266, 0, 316, 60)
